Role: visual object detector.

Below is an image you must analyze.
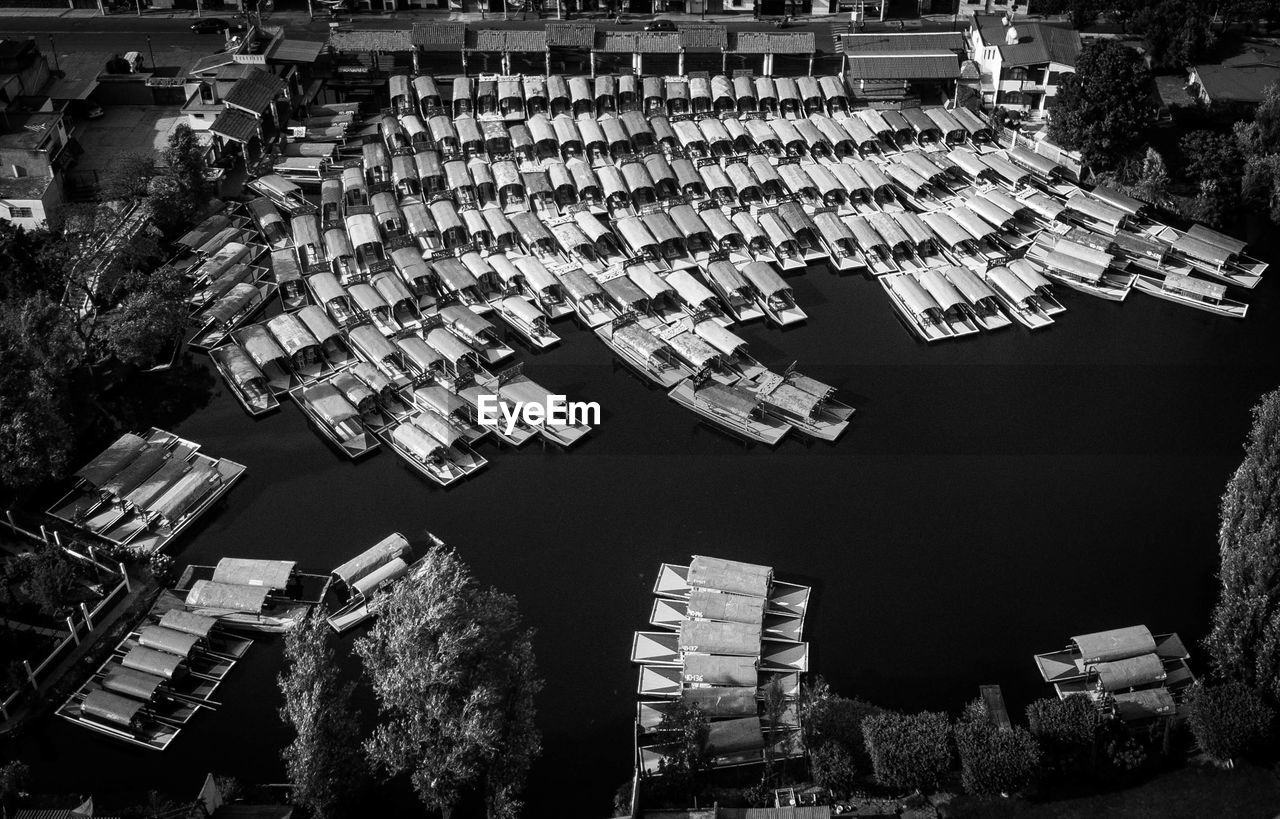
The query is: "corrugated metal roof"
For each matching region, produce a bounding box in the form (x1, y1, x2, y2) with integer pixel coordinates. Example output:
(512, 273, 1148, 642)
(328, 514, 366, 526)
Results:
(411, 21, 466, 47)
(269, 37, 326, 62)
(846, 54, 960, 79)
(841, 32, 964, 54)
(732, 31, 815, 54)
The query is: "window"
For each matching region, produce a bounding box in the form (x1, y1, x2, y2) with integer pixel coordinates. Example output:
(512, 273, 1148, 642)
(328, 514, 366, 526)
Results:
(8, 207, 34, 218)
(1008, 67, 1027, 81)
(1001, 91, 1023, 106)
(1047, 71, 1061, 86)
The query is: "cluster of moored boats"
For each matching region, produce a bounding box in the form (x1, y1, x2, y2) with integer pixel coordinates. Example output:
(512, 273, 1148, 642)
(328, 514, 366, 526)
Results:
(630, 556, 810, 774)
(1034, 624, 1195, 722)
(46, 429, 245, 555)
(56, 596, 253, 750)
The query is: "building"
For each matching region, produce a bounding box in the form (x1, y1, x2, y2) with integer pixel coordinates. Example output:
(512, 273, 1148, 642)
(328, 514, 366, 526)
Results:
(183, 57, 291, 163)
(968, 13, 1080, 115)
(728, 32, 815, 76)
(840, 32, 965, 105)
(0, 99, 72, 229)
(1189, 44, 1280, 111)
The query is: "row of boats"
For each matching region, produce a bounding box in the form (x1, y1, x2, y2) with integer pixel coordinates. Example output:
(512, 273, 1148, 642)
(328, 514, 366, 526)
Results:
(46, 429, 245, 555)
(630, 556, 811, 774)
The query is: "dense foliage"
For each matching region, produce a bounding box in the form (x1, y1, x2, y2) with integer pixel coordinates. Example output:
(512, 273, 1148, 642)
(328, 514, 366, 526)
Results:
(1048, 40, 1151, 169)
(954, 701, 1042, 796)
(279, 611, 366, 819)
(809, 742, 859, 798)
(1186, 682, 1275, 764)
(861, 710, 952, 794)
(643, 699, 712, 806)
(1026, 696, 1102, 770)
(800, 676, 881, 763)
(0, 125, 209, 492)
(1206, 388, 1280, 699)
(355, 545, 542, 819)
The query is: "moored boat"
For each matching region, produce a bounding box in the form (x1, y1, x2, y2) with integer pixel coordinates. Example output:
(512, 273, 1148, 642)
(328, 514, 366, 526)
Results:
(669, 376, 791, 446)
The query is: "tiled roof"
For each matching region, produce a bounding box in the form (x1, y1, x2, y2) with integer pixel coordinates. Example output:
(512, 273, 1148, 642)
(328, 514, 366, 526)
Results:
(412, 21, 466, 47)
(329, 28, 413, 52)
(841, 32, 964, 55)
(846, 54, 961, 79)
(210, 108, 261, 143)
(547, 22, 596, 48)
(470, 29, 547, 52)
(732, 32, 815, 55)
(679, 24, 727, 52)
(0, 174, 53, 200)
(973, 15, 1080, 67)
(594, 31, 680, 53)
(1195, 63, 1280, 103)
(223, 70, 285, 113)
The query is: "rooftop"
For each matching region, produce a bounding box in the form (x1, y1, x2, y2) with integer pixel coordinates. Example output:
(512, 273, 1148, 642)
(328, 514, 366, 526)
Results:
(0, 110, 62, 150)
(0, 173, 54, 200)
(973, 14, 1081, 68)
(846, 54, 962, 79)
(411, 22, 466, 48)
(731, 31, 816, 54)
(223, 69, 285, 114)
(594, 31, 681, 53)
(469, 29, 547, 52)
(329, 28, 413, 52)
(546, 22, 596, 49)
(1194, 62, 1280, 103)
(841, 31, 965, 55)
(679, 24, 728, 52)
(210, 107, 260, 143)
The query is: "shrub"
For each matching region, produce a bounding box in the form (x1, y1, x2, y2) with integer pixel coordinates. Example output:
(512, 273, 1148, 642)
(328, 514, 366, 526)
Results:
(1026, 696, 1101, 770)
(954, 700, 1042, 796)
(810, 741, 858, 798)
(861, 710, 951, 794)
(800, 676, 882, 763)
(1187, 682, 1275, 764)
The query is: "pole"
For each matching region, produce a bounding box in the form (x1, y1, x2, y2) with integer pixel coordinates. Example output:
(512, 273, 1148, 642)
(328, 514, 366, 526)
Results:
(49, 36, 61, 72)
(197, 0, 202, 16)
(147, 35, 155, 69)
(120, 562, 131, 592)
(67, 616, 80, 645)
(81, 601, 94, 631)
(135, 0, 141, 16)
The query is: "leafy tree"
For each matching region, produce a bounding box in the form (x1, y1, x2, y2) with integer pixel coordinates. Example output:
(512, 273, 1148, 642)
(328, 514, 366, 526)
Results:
(1179, 130, 1243, 186)
(98, 152, 157, 203)
(1026, 696, 1101, 771)
(355, 545, 541, 819)
(1206, 388, 1280, 698)
(1253, 82, 1280, 154)
(810, 742, 858, 798)
(643, 698, 712, 806)
(861, 710, 951, 794)
(151, 124, 210, 236)
(1186, 682, 1275, 765)
(0, 223, 63, 302)
(279, 610, 365, 819)
(1186, 179, 1231, 227)
(954, 700, 1042, 796)
(0, 760, 29, 818)
(1131, 0, 1214, 71)
(762, 676, 790, 784)
(101, 268, 188, 368)
(0, 303, 76, 491)
(1133, 147, 1170, 204)
(25, 543, 80, 618)
(1048, 40, 1151, 169)
(799, 676, 881, 762)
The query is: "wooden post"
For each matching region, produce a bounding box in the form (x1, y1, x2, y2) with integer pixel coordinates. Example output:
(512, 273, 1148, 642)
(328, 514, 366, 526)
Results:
(40, 524, 48, 543)
(2, 698, 9, 721)
(721, 49, 727, 75)
(120, 562, 131, 592)
(808, 54, 814, 76)
(81, 602, 94, 631)
(5, 509, 14, 533)
(53, 530, 62, 548)
(67, 616, 80, 645)
(24, 661, 37, 691)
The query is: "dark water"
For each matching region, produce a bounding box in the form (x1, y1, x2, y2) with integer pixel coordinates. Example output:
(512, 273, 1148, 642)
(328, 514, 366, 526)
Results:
(7, 256, 1280, 816)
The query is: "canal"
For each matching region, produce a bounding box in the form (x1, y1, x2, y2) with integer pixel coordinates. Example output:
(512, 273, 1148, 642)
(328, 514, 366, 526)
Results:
(7, 254, 1280, 815)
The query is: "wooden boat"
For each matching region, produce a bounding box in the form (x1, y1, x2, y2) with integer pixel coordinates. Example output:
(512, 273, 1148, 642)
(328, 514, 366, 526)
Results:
(327, 532, 439, 632)
(493, 294, 560, 349)
(189, 281, 275, 350)
(1154, 224, 1267, 289)
(700, 257, 765, 323)
(557, 266, 617, 328)
(297, 305, 355, 368)
(595, 312, 693, 388)
(879, 273, 953, 343)
(669, 376, 791, 446)
(940, 266, 1012, 331)
(910, 268, 981, 336)
(289, 381, 379, 459)
(1132, 273, 1247, 318)
(740, 262, 806, 326)
(653, 318, 742, 386)
(148, 602, 254, 661)
(480, 365, 593, 447)
(176, 559, 330, 633)
(113, 628, 234, 682)
(652, 557, 811, 622)
(384, 411, 487, 486)
(92, 659, 217, 716)
(1025, 236, 1133, 301)
(209, 343, 279, 416)
(1007, 259, 1066, 314)
(408, 383, 490, 445)
(692, 319, 768, 381)
(983, 266, 1055, 329)
(56, 689, 182, 751)
(230, 323, 292, 393)
(747, 367, 854, 442)
(452, 374, 539, 446)
(438, 304, 516, 366)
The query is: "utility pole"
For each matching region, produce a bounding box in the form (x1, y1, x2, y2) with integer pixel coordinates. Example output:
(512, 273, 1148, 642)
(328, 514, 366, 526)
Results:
(147, 34, 155, 70)
(135, 0, 141, 16)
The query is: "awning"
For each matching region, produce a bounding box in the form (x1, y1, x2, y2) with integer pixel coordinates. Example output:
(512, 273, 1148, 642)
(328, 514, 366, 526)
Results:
(1096, 653, 1166, 691)
(138, 625, 199, 658)
(185, 579, 270, 613)
(682, 653, 756, 686)
(265, 314, 318, 358)
(741, 262, 788, 297)
(613, 321, 666, 360)
(83, 689, 145, 727)
(679, 619, 762, 656)
(76, 433, 147, 488)
(1072, 626, 1158, 664)
(122, 645, 183, 680)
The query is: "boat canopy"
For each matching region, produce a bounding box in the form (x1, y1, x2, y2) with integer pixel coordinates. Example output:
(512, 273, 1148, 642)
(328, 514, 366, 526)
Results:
(103, 665, 164, 701)
(700, 208, 740, 244)
(551, 221, 592, 253)
(615, 216, 658, 254)
(392, 423, 445, 462)
(613, 321, 667, 362)
(987, 266, 1036, 303)
(77, 433, 147, 488)
(1113, 688, 1176, 720)
(700, 164, 733, 195)
(552, 114, 581, 148)
(628, 266, 674, 300)
(352, 556, 410, 598)
(1071, 625, 1157, 663)
(950, 105, 992, 140)
(689, 555, 770, 597)
(1044, 249, 1105, 283)
(921, 211, 972, 250)
(98, 445, 169, 499)
(425, 327, 475, 364)
(669, 332, 722, 371)
(947, 148, 990, 180)
(980, 188, 1027, 220)
(559, 268, 606, 303)
(348, 283, 387, 315)
(514, 256, 558, 292)
(866, 212, 912, 252)
(943, 265, 998, 304)
(266, 313, 319, 358)
(304, 382, 360, 427)
(148, 460, 218, 524)
(684, 685, 757, 716)
(185, 578, 270, 612)
(123, 645, 183, 680)
(352, 361, 394, 396)
(917, 268, 967, 312)
(1096, 652, 1166, 690)
(397, 335, 443, 372)
(732, 211, 767, 244)
(923, 106, 964, 138)
(332, 371, 377, 411)
(138, 624, 199, 657)
(1091, 184, 1146, 217)
(761, 380, 823, 421)
(679, 619, 763, 655)
(813, 211, 854, 244)
(203, 283, 262, 327)
(682, 653, 756, 686)
(547, 74, 570, 105)
(770, 119, 803, 150)
(669, 205, 711, 240)
(1020, 191, 1066, 221)
(601, 276, 649, 310)
(965, 197, 1016, 231)
(983, 153, 1031, 186)
(213, 557, 295, 589)
(297, 305, 341, 344)
(643, 153, 676, 185)
(1067, 194, 1128, 230)
(238, 324, 288, 370)
(1008, 145, 1062, 177)
(123, 457, 189, 512)
(666, 269, 716, 309)
(158, 609, 218, 639)
(83, 689, 145, 727)
(694, 316, 748, 356)
(1164, 273, 1226, 300)
(892, 273, 943, 319)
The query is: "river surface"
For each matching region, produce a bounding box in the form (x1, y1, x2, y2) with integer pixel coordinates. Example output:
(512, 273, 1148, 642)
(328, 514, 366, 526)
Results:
(7, 250, 1280, 815)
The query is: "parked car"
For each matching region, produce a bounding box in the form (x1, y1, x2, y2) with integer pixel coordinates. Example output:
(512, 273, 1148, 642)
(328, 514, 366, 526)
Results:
(191, 18, 243, 34)
(644, 18, 676, 31)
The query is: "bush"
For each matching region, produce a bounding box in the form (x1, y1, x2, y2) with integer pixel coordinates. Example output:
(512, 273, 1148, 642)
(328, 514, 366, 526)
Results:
(810, 742, 858, 798)
(861, 710, 951, 794)
(800, 677, 882, 763)
(954, 700, 1042, 796)
(1026, 696, 1101, 771)
(1187, 682, 1275, 764)
(25, 544, 79, 617)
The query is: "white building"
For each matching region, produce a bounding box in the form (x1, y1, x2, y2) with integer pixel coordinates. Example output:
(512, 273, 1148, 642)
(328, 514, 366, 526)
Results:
(968, 13, 1080, 116)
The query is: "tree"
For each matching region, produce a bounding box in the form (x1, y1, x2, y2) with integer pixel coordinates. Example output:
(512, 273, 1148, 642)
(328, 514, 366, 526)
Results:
(1187, 179, 1231, 228)
(279, 610, 366, 819)
(1179, 130, 1243, 187)
(97, 153, 157, 203)
(1206, 388, 1280, 698)
(810, 742, 858, 798)
(861, 710, 951, 794)
(954, 700, 1042, 796)
(0, 299, 77, 490)
(1132, 0, 1214, 71)
(643, 698, 712, 806)
(0, 760, 29, 819)
(101, 268, 188, 368)
(1048, 40, 1151, 169)
(151, 124, 210, 236)
(1133, 147, 1170, 204)
(799, 676, 881, 761)
(25, 543, 80, 618)
(1186, 682, 1275, 765)
(355, 545, 542, 819)
(1026, 696, 1101, 769)
(761, 676, 790, 784)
